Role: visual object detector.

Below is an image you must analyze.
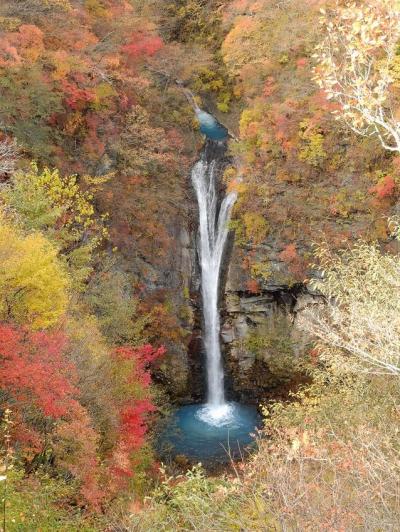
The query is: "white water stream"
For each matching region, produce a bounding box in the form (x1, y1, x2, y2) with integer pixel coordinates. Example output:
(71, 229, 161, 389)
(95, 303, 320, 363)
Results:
(192, 158, 237, 424)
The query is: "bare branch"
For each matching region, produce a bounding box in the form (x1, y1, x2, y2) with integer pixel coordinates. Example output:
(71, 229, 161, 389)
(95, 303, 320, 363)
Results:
(313, 2, 400, 153)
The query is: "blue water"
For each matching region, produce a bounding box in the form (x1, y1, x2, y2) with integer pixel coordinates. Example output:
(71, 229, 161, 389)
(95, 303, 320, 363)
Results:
(196, 110, 228, 141)
(160, 402, 261, 463)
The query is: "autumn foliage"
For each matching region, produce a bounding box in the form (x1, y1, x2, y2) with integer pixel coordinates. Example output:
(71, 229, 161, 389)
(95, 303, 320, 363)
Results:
(0, 320, 163, 508)
(0, 324, 75, 442)
(122, 32, 164, 61)
(107, 345, 165, 484)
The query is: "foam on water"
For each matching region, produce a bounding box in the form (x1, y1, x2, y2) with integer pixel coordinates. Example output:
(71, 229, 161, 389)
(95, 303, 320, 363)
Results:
(196, 403, 234, 426)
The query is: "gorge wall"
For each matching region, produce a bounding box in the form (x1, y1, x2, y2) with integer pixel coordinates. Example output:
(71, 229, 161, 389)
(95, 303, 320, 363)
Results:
(156, 145, 322, 406)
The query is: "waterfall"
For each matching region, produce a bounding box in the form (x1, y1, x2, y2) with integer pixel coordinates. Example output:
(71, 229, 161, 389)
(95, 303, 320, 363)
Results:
(192, 154, 237, 422)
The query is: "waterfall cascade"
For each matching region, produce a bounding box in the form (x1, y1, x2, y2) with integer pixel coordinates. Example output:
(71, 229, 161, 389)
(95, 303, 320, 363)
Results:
(158, 98, 260, 462)
(192, 157, 237, 423)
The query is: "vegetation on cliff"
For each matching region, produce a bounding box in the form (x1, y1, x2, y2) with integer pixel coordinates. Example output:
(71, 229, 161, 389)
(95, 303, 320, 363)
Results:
(0, 0, 400, 529)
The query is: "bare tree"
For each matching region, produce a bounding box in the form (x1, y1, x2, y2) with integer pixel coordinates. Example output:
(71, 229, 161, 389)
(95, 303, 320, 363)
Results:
(313, 1, 400, 153)
(298, 240, 400, 376)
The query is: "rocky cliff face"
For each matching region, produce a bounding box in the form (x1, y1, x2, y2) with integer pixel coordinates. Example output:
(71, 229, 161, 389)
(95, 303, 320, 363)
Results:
(159, 183, 322, 405)
(221, 244, 322, 402)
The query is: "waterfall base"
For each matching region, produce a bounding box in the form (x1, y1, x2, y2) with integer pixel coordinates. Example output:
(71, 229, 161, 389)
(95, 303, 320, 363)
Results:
(196, 403, 234, 426)
(159, 402, 261, 464)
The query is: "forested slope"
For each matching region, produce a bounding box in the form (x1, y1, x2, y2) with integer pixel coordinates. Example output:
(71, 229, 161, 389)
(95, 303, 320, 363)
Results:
(0, 1, 399, 529)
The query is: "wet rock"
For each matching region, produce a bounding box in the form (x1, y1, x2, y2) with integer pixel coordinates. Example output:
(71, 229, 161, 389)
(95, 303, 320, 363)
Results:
(221, 321, 235, 343)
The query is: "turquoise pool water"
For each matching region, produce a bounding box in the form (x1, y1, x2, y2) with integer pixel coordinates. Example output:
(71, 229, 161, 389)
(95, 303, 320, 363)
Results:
(160, 402, 261, 463)
(196, 109, 229, 141)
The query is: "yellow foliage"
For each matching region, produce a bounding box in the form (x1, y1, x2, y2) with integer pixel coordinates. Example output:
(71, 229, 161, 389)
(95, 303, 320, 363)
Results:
(50, 50, 73, 81)
(0, 17, 21, 31)
(0, 218, 69, 329)
(313, 2, 400, 152)
(251, 259, 271, 281)
(4, 163, 107, 238)
(40, 0, 71, 10)
(298, 119, 327, 167)
(84, 0, 107, 18)
(222, 16, 266, 75)
(243, 212, 269, 244)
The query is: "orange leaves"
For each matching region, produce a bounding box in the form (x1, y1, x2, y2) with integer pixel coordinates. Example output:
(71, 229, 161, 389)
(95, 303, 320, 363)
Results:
(227, 178, 247, 195)
(0, 36, 21, 67)
(54, 402, 104, 509)
(369, 175, 396, 199)
(63, 112, 85, 136)
(296, 57, 308, 69)
(3, 24, 44, 64)
(279, 243, 298, 263)
(0, 24, 44, 66)
(245, 278, 261, 294)
(16, 24, 44, 62)
(279, 243, 306, 281)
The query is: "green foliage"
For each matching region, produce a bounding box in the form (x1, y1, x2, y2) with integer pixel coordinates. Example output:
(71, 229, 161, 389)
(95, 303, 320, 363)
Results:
(190, 66, 234, 113)
(4, 164, 104, 240)
(84, 267, 147, 346)
(84, 0, 107, 18)
(0, 67, 62, 159)
(1, 466, 102, 531)
(0, 17, 21, 30)
(162, 0, 224, 50)
(132, 364, 400, 531)
(243, 313, 302, 384)
(129, 464, 276, 531)
(250, 259, 271, 282)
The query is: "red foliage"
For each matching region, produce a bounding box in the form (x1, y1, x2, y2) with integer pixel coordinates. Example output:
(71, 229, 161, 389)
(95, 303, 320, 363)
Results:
(279, 244, 306, 281)
(0, 36, 21, 67)
(113, 344, 165, 386)
(0, 323, 166, 506)
(108, 344, 165, 483)
(0, 323, 77, 422)
(272, 100, 298, 153)
(369, 175, 396, 199)
(263, 76, 276, 98)
(122, 32, 163, 59)
(54, 402, 104, 509)
(61, 80, 95, 110)
(309, 347, 321, 366)
(82, 114, 106, 160)
(0, 323, 106, 507)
